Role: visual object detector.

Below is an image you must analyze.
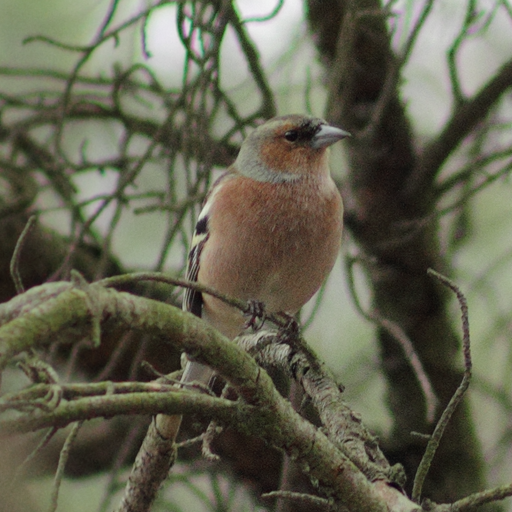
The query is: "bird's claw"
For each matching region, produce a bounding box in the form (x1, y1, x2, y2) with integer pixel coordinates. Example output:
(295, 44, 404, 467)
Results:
(273, 312, 301, 345)
(284, 315, 300, 336)
(244, 300, 266, 331)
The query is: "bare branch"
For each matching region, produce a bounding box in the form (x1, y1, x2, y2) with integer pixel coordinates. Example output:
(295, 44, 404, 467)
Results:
(49, 421, 83, 512)
(0, 280, 416, 512)
(405, 57, 512, 198)
(10, 215, 37, 294)
(345, 255, 438, 423)
(412, 269, 472, 502)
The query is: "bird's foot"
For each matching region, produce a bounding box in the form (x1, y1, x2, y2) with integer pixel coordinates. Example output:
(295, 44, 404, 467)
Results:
(244, 299, 267, 331)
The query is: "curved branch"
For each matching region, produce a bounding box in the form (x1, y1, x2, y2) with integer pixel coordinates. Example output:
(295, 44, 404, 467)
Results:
(0, 279, 413, 512)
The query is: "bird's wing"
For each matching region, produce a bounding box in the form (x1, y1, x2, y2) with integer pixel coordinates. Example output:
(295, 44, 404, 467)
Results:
(182, 172, 231, 316)
(183, 214, 208, 317)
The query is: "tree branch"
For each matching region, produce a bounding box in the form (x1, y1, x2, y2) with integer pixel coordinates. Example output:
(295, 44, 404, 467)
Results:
(405, 57, 512, 198)
(0, 278, 415, 512)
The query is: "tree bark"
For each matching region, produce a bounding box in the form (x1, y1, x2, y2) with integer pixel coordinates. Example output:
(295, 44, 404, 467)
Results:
(307, 0, 491, 503)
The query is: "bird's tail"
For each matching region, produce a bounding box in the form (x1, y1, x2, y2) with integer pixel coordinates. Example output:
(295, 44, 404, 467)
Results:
(155, 361, 214, 442)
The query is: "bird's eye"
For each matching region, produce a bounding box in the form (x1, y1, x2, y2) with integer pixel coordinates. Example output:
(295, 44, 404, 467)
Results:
(284, 130, 299, 142)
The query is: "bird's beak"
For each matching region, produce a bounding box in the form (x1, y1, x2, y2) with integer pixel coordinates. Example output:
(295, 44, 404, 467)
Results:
(311, 125, 351, 149)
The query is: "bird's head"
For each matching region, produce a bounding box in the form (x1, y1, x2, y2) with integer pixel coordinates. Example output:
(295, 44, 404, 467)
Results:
(235, 114, 350, 183)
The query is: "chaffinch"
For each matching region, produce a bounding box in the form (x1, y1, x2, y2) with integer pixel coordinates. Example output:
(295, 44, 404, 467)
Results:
(157, 114, 350, 440)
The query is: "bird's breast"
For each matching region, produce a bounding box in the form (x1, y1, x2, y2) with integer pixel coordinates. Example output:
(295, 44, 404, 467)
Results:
(198, 174, 343, 336)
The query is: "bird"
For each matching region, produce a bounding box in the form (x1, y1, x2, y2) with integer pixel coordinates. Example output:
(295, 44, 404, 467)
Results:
(156, 114, 350, 441)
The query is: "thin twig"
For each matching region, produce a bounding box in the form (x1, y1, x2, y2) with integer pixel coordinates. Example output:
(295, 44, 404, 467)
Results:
(447, 0, 477, 106)
(225, 3, 276, 118)
(176, 433, 204, 449)
(345, 255, 438, 422)
(201, 382, 229, 461)
(9, 215, 37, 294)
(400, 0, 435, 65)
(404, 57, 512, 198)
(48, 421, 83, 512)
(201, 421, 221, 461)
(99, 272, 290, 329)
(436, 147, 512, 195)
(263, 490, 332, 510)
(242, 0, 285, 23)
(9, 427, 58, 489)
(447, 482, 512, 512)
(412, 269, 472, 502)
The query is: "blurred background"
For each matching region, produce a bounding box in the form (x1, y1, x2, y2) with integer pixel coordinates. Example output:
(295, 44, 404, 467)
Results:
(1, 0, 512, 510)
